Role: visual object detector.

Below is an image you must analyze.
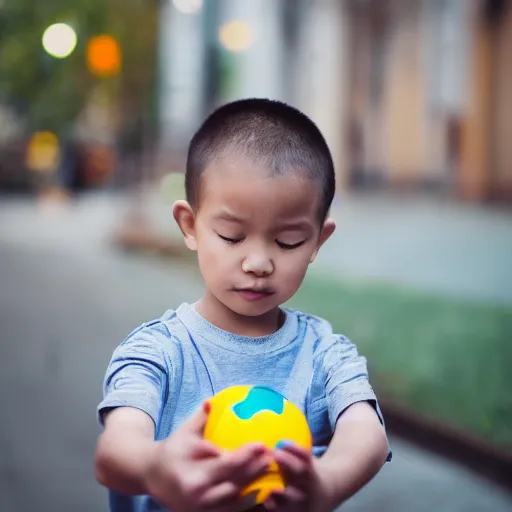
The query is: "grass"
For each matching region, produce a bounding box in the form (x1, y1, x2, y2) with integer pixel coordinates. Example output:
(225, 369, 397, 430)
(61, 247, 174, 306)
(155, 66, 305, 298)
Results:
(288, 272, 512, 449)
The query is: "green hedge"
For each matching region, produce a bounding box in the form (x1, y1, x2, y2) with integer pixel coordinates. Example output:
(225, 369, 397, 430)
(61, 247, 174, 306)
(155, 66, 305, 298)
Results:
(289, 273, 512, 449)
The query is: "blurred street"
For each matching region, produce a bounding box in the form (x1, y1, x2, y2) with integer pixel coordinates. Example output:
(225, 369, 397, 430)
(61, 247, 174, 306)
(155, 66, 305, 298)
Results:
(0, 193, 511, 512)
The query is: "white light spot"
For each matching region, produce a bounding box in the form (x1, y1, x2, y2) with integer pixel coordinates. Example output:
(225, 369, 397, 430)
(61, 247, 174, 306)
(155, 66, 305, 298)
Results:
(42, 23, 77, 59)
(172, 0, 202, 14)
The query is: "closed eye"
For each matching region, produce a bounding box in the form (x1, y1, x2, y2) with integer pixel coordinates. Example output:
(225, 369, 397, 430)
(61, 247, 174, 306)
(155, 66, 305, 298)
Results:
(276, 240, 306, 250)
(217, 233, 244, 245)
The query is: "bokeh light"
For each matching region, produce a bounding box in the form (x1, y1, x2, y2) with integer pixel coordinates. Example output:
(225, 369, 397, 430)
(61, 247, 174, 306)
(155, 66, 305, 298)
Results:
(218, 20, 254, 53)
(26, 131, 61, 173)
(42, 23, 77, 59)
(86, 35, 121, 77)
(172, 0, 202, 14)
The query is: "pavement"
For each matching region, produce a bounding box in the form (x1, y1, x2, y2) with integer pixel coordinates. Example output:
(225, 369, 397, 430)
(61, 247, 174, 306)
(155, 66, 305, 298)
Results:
(320, 193, 512, 305)
(0, 192, 511, 511)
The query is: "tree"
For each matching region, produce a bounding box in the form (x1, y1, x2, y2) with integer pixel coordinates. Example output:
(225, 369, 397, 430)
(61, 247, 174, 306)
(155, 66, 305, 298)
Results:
(0, 0, 158, 138)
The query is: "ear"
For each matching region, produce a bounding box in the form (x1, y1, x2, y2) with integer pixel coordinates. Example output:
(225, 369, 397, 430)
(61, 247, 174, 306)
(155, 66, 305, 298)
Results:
(310, 217, 336, 263)
(173, 200, 197, 251)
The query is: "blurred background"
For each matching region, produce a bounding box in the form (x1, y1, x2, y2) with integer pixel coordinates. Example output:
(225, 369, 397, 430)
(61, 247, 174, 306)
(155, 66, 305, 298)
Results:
(1, 0, 511, 510)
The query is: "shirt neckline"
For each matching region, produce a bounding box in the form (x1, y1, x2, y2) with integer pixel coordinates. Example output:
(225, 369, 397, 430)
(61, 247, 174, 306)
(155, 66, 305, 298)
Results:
(176, 302, 299, 354)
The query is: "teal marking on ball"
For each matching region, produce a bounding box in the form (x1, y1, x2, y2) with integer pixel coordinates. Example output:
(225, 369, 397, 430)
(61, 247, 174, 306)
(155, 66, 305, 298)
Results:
(233, 386, 284, 420)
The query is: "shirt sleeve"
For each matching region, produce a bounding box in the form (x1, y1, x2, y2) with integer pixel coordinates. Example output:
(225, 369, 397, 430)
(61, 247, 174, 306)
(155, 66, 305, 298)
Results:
(97, 324, 170, 428)
(323, 334, 384, 430)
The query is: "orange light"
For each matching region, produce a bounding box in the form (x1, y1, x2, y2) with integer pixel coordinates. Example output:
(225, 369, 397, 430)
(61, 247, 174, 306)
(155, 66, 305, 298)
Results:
(86, 35, 121, 77)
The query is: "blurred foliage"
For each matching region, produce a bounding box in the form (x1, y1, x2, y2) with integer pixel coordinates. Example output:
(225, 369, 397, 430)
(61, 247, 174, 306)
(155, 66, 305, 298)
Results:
(290, 273, 512, 449)
(0, 0, 158, 135)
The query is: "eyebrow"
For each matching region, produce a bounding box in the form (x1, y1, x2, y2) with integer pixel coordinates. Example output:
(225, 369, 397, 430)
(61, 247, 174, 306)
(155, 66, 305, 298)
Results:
(276, 220, 313, 231)
(213, 211, 313, 231)
(213, 211, 246, 223)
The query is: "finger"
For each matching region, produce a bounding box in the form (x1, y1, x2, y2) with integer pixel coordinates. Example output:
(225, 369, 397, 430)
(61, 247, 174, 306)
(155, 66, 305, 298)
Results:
(273, 449, 311, 485)
(200, 481, 239, 509)
(266, 486, 308, 510)
(215, 443, 272, 485)
(264, 491, 286, 510)
(275, 441, 311, 462)
(182, 400, 211, 435)
(263, 496, 278, 510)
(191, 438, 222, 459)
(282, 485, 307, 503)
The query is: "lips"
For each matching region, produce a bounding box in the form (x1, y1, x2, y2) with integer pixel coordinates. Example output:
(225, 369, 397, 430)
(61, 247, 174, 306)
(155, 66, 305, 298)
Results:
(235, 288, 274, 301)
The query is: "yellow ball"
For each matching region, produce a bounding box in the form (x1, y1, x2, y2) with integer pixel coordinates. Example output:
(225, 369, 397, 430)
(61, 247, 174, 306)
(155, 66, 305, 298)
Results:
(203, 385, 312, 509)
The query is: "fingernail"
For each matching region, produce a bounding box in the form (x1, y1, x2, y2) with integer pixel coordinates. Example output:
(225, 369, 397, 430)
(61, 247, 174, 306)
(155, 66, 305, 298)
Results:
(203, 401, 211, 413)
(275, 439, 294, 449)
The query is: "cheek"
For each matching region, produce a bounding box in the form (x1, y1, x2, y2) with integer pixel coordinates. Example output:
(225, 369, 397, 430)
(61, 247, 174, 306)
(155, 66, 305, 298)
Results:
(197, 235, 234, 276)
(277, 251, 312, 284)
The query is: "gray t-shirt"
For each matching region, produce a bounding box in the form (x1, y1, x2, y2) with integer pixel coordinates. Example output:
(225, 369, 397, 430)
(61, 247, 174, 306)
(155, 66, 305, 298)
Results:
(98, 303, 387, 511)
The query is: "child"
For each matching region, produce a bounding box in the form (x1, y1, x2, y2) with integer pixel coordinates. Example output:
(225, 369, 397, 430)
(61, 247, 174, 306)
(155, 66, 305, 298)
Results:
(95, 98, 391, 512)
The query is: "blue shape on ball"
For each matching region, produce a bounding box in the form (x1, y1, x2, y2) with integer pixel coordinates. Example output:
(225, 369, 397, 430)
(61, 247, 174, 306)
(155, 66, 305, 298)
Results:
(275, 439, 294, 449)
(233, 386, 284, 420)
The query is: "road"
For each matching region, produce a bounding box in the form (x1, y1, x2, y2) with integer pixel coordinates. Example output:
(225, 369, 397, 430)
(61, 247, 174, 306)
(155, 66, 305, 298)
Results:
(0, 194, 510, 511)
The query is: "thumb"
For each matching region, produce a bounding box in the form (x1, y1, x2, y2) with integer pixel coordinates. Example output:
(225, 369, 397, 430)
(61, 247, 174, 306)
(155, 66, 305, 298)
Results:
(182, 400, 211, 435)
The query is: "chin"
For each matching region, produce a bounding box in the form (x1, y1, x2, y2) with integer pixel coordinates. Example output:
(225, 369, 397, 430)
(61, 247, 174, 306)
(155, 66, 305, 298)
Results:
(234, 304, 275, 318)
(224, 298, 279, 318)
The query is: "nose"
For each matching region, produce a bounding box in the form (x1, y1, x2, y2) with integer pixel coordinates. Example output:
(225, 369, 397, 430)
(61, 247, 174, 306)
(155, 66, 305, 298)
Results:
(242, 248, 274, 276)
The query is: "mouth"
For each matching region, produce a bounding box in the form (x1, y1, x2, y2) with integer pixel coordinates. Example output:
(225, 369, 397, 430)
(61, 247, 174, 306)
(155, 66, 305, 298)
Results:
(234, 288, 274, 302)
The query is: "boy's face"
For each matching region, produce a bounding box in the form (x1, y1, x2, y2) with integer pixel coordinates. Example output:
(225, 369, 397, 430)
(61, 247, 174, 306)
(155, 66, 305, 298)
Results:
(174, 154, 335, 321)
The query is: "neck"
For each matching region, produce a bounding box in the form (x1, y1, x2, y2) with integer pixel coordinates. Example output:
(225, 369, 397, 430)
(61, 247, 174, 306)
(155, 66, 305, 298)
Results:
(196, 293, 282, 337)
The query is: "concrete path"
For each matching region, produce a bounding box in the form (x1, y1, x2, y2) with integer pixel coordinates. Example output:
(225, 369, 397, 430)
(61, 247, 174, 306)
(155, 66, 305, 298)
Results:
(317, 193, 512, 304)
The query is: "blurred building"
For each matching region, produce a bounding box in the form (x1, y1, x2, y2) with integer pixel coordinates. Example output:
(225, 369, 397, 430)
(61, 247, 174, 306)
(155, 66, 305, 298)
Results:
(345, 0, 512, 204)
(157, 0, 511, 204)
(157, 0, 348, 185)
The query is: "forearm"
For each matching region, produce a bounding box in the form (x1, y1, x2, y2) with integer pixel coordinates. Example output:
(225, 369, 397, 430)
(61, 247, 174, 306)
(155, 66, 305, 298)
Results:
(317, 404, 389, 507)
(95, 429, 157, 495)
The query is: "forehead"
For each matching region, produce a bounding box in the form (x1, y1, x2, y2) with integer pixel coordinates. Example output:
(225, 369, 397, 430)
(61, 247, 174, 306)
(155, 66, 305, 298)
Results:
(198, 157, 319, 225)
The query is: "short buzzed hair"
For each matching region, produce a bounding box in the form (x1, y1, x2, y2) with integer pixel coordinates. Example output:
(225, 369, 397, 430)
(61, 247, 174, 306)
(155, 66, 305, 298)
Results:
(185, 98, 336, 222)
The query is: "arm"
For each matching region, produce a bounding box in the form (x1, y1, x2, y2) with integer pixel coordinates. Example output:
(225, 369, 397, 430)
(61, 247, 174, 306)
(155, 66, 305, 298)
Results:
(94, 326, 169, 494)
(96, 404, 273, 510)
(268, 402, 388, 512)
(316, 401, 390, 508)
(95, 329, 272, 510)
(95, 407, 158, 495)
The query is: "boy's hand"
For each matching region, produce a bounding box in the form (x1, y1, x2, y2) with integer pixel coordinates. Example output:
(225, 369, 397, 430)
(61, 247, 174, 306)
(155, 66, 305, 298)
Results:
(145, 402, 273, 512)
(264, 443, 332, 512)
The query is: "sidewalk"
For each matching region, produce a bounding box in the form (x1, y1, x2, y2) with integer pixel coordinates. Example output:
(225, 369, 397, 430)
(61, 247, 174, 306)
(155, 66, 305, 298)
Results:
(319, 192, 512, 304)
(117, 179, 512, 304)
